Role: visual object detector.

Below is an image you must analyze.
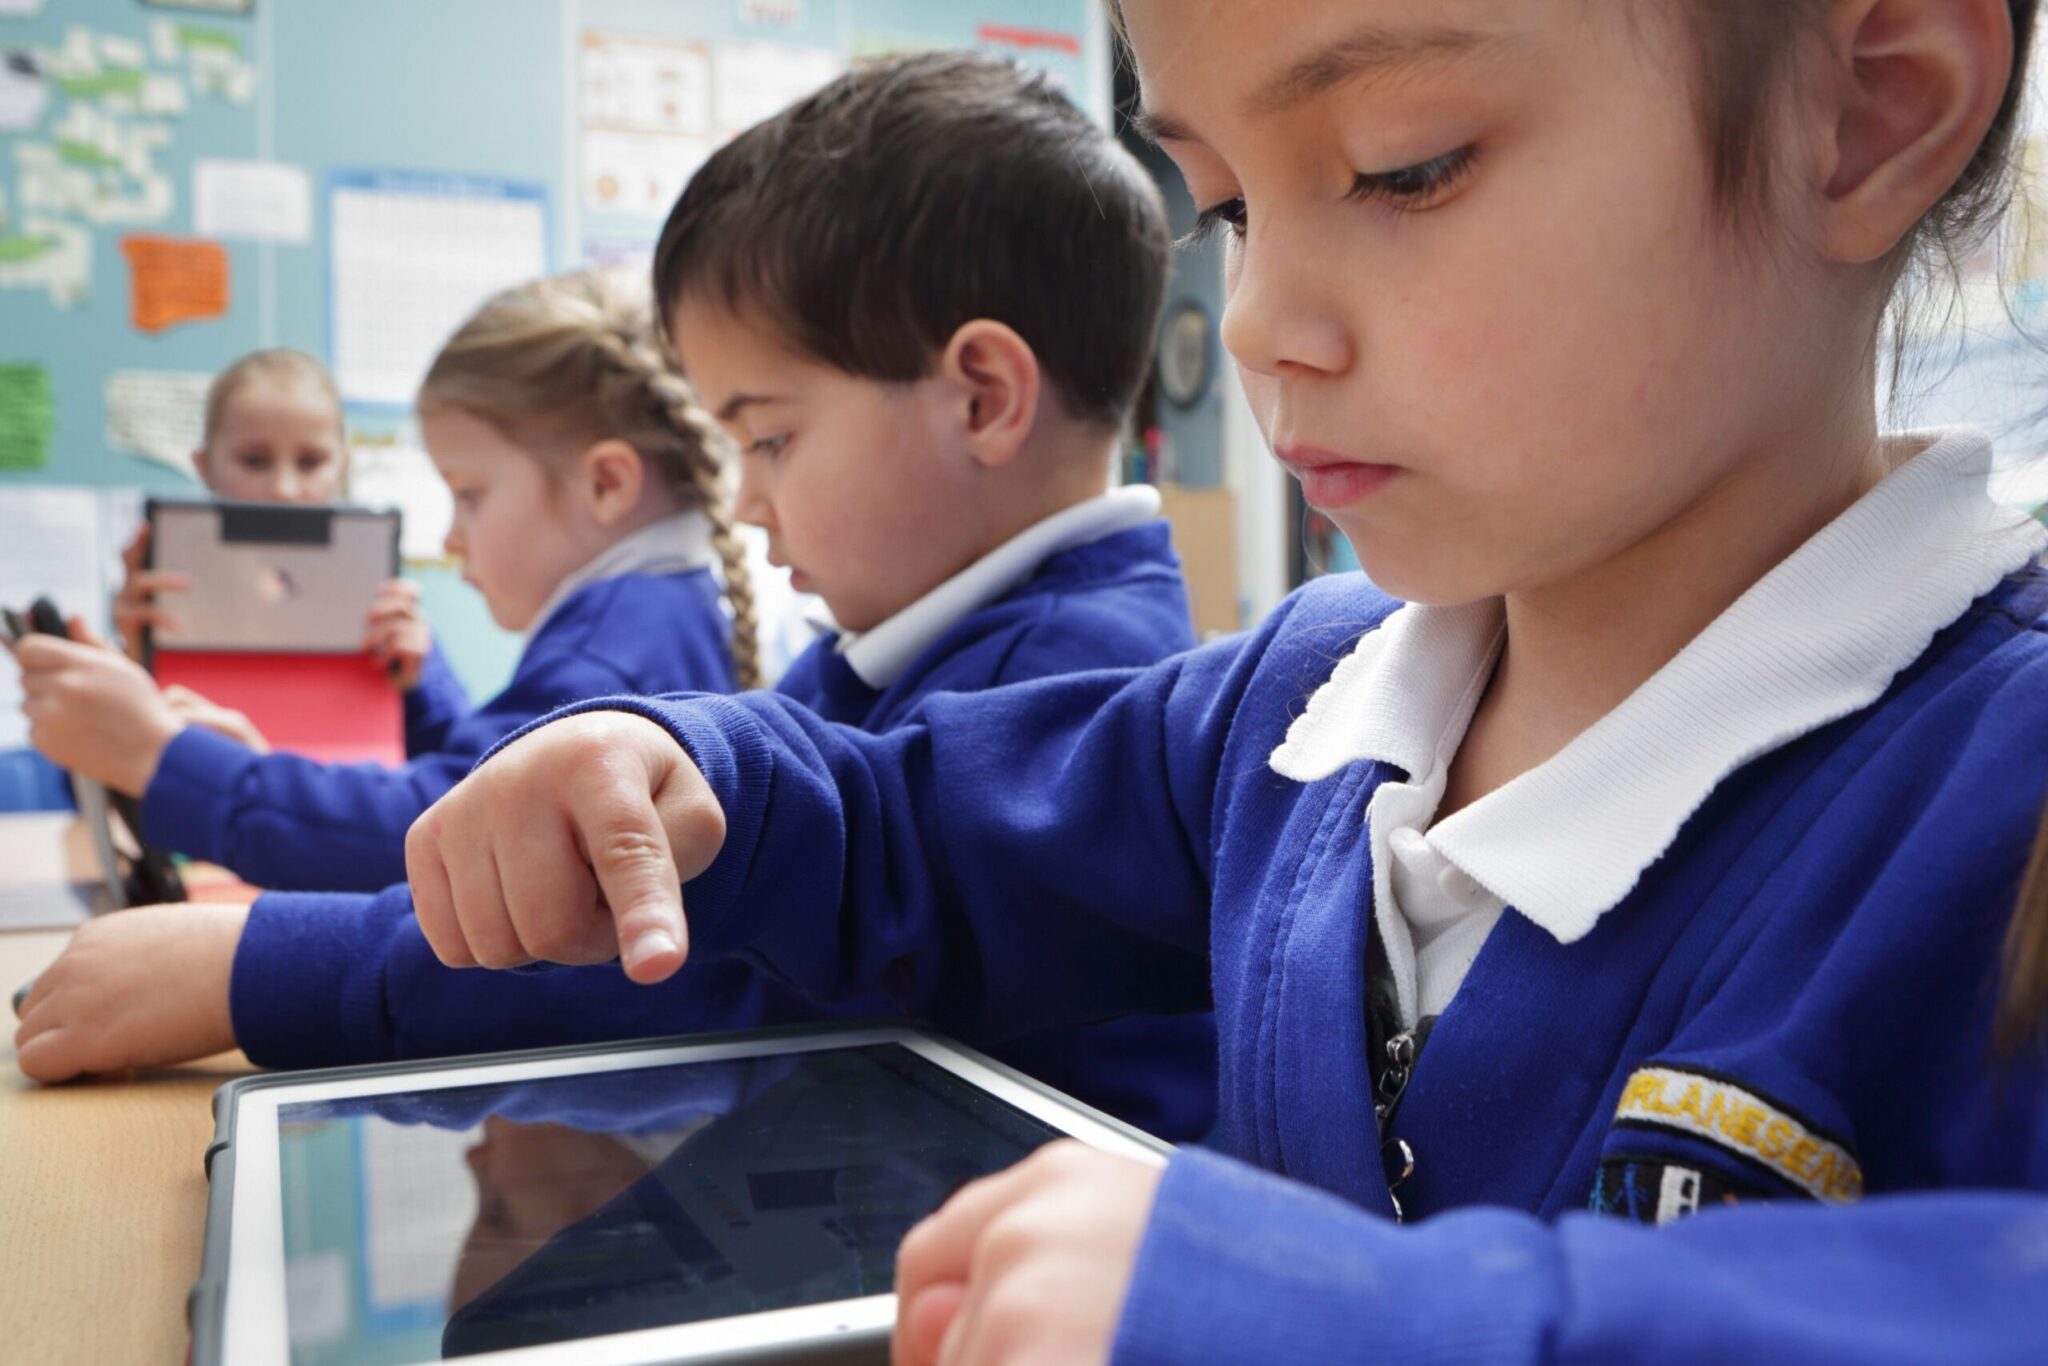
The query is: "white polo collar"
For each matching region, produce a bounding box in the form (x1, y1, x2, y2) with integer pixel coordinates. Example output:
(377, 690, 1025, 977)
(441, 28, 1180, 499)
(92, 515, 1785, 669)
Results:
(1270, 427, 2048, 944)
(834, 485, 1162, 690)
(530, 510, 715, 638)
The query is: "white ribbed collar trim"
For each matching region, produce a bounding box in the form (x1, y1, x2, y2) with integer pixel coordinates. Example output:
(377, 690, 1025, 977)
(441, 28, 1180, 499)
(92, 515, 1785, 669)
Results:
(834, 485, 1162, 690)
(529, 510, 715, 638)
(1269, 427, 2048, 944)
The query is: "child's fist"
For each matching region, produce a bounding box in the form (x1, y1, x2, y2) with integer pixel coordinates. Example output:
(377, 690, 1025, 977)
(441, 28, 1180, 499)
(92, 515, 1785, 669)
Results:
(404, 710, 726, 985)
(13, 903, 248, 1083)
(12, 620, 182, 795)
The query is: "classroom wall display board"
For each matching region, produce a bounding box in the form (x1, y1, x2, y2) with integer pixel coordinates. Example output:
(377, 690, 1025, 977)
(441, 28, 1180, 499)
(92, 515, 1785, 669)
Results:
(0, 0, 1107, 730)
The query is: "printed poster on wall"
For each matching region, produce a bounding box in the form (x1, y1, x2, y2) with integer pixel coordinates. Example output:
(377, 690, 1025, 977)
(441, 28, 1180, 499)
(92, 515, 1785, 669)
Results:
(326, 169, 549, 410)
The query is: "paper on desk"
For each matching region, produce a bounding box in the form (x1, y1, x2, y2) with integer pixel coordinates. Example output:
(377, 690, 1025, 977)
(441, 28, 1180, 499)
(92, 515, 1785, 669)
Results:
(0, 812, 94, 931)
(0, 487, 123, 749)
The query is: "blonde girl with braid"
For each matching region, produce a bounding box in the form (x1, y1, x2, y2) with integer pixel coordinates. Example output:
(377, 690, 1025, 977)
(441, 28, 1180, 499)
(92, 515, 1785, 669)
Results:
(10, 269, 751, 903)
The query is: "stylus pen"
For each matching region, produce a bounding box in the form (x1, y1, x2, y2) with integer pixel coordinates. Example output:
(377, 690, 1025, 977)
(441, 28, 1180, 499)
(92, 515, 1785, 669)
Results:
(12, 978, 32, 1018)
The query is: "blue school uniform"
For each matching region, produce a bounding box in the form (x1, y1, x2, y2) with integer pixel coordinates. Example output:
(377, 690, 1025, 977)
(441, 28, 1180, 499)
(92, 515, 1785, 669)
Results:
(400, 643, 473, 758)
(142, 517, 738, 893)
(231, 504, 1220, 1138)
(443, 432, 2048, 1360)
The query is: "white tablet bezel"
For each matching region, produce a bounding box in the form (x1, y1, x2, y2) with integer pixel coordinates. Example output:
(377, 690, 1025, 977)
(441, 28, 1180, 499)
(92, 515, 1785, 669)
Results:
(148, 500, 399, 654)
(217, 1025, 1168, 1365)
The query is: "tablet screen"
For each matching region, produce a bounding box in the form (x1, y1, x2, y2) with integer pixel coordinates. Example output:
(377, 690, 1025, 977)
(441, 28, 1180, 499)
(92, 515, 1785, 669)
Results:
(271, 1042, 1066, 1364)
(151, 502, 397, 653)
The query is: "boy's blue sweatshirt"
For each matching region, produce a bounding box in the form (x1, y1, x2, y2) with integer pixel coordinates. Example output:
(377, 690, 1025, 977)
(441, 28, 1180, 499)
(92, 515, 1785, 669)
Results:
(235, 522, 1220, 1138)
(442, 564, 2048, 1364)
(141, 570, 735, 893)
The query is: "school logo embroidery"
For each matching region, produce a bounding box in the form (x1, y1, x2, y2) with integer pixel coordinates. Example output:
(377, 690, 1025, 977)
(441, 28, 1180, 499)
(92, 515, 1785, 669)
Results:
(1610, 1065, 1864, 1205)
(1589, 1157, 1762, 1224)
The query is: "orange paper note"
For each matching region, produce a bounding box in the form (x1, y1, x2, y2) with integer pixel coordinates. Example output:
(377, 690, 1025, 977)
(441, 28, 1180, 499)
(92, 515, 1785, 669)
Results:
(122, 234, 230, 333)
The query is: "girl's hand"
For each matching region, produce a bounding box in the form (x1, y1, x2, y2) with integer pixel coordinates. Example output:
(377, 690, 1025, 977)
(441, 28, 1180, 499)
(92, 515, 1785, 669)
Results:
(112, 523, 191, 660)
(163, 684, 271, 753)
(892, 1141, 1161, 1366)
(363, 579, 431, 692)
(12, 617, 182, 796)
(405, 710, 725, 984)
(12, 903, 249, 1083)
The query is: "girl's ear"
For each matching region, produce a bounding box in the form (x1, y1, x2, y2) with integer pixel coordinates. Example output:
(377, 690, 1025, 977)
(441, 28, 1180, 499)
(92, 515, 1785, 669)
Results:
(1811, 0, 2014, 264)
(577, 438, 648, 527)
(938, 319, 1042, 471)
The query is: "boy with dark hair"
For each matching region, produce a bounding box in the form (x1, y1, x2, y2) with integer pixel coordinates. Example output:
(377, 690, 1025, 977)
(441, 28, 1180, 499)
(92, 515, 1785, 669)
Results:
(21, 52, 1219, 1141)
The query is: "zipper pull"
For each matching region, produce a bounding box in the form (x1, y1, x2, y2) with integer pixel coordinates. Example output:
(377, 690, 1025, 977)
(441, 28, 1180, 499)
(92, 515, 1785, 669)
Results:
(1375, 1027, 1422, 1222)
(1381, 1136, 1416, 1223)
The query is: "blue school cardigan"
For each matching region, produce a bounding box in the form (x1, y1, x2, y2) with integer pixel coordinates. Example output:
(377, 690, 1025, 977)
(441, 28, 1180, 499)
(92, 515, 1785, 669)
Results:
(400, 643, 473, 758)
(233, 522, 1221, 1139)
(536, 565, 2048, 1363)
(140, 570, 736, 893)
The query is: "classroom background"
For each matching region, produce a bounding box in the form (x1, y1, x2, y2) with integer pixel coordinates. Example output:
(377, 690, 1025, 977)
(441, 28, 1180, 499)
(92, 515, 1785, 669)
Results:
(4, 0, 2047, 787)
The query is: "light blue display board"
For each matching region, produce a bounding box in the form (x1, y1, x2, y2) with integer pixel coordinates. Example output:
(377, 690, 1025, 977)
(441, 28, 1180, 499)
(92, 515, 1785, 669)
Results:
(0, 0, 1104, 702)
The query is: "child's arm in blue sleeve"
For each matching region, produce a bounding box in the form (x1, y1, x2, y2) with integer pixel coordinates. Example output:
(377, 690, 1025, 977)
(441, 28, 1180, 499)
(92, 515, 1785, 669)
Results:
(142, 655, 633, 893)
(1116, 1146, 2048, 1365)
(230, 883, 418, 1067)
(403, 642, 471, 758)
(229, 881, 802, 1066)
(570, 629, 1261, 1041)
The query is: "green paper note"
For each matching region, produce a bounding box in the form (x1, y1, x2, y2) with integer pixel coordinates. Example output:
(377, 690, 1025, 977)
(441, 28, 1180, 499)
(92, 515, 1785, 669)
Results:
(0, 362, 55, 470)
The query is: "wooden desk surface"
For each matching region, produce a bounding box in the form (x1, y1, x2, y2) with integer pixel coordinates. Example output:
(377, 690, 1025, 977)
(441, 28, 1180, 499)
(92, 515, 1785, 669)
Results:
(0, 927, 252, 1365)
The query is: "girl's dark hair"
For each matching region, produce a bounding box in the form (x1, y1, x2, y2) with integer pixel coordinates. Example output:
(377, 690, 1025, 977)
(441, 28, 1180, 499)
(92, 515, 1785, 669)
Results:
(653, 49, 1170, 428)
(1678, 2, 2038, 269)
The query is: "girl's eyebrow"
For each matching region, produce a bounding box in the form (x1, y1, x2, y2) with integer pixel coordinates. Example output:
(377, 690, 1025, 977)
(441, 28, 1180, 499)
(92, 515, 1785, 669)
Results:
(715, 392, 790, 422)
(1134, 21, 1508, 146)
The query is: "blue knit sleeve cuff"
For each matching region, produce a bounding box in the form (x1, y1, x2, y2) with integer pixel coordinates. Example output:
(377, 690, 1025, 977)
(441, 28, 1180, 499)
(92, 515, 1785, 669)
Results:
(402, 643, 471, 758)
(1112, 1147, 1561, 1366)
(140, 724, 256, 864)
(475, 693, 777, 960)
(230, 885, 415, 1069)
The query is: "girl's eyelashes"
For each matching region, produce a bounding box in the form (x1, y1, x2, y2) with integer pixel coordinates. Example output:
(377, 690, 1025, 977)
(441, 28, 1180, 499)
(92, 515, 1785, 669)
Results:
(746, 433, 791, 458)
(1180, 198, 1246, 250)
(1177, 146, 1479, 250)
(1346, 146, 1477, 210)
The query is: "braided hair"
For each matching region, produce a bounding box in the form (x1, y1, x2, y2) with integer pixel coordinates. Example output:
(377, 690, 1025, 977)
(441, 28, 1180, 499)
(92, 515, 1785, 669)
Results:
(416, 271, 761, 688)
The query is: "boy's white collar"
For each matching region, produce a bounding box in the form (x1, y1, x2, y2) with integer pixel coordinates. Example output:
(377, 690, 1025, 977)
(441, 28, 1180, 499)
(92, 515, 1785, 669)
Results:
(529, 510, 716, 638)
(1269, 427, 2048, 944)
(832, 485, 1162, 690)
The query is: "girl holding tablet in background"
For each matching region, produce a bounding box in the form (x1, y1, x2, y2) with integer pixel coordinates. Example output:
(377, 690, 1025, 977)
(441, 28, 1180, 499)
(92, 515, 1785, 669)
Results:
(13, 270, 755, 895)
(111, 348, 453, 744)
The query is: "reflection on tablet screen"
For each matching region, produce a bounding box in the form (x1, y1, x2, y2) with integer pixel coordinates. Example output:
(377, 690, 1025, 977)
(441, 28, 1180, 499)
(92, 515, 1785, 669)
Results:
(274, 1044, 1063, 1364)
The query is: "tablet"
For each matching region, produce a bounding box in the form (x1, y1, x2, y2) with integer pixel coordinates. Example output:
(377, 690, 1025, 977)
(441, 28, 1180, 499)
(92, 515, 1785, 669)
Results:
(145, 498, 400, 655)
(192, 1023, 1172, 1366)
